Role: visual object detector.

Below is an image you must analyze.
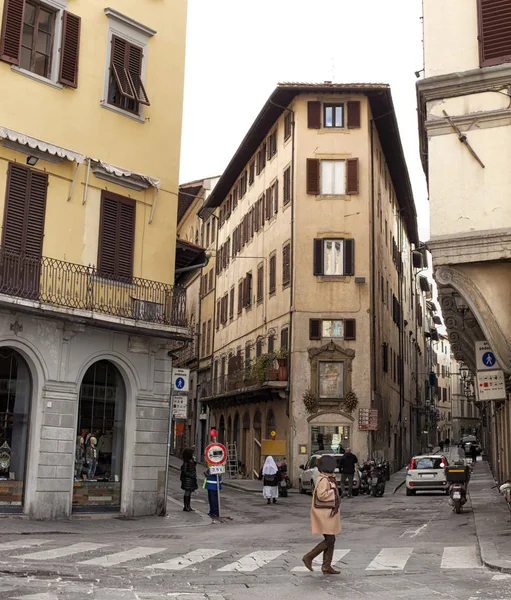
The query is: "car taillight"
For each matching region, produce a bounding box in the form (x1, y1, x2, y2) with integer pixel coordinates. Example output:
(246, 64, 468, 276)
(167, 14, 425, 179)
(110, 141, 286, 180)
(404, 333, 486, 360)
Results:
(409, 482, 414, 486)
(410, 459, 415, 469)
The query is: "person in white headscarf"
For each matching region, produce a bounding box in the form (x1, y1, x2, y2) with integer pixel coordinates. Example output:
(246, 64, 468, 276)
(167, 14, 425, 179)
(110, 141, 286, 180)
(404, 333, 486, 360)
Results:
(258, 456, 282, 504)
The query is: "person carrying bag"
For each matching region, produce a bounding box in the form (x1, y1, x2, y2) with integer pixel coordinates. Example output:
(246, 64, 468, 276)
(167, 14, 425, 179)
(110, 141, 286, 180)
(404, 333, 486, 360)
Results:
(302, 455, 341, 574)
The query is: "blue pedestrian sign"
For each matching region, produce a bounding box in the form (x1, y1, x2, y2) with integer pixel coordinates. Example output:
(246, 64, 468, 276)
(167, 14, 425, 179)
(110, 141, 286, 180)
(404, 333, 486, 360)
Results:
(482, 352, 496, 368)
(172, 368, 189, 392)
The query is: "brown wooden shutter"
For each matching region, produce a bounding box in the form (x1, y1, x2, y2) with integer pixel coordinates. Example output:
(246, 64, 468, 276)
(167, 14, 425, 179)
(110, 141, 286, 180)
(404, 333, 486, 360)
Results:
(347, 101, 361, 128)
(98, 192, 135, 280)
(307, 101, 321, 128)
(280, 327, 288, 349)
(478, 0, 511, 67)
(3, 163, 28, 253)
(313, 238, 324, 275)
(273, 180, 278, 214)
(111, 36, 135, 99)
(309, 319, 321, 340)
(127, 43, 150, 105)
(201, 322, 206, 356)
(346, 158, 359, 194)
(269, 255, 276, 293)
(59, 11, 81, 88)
(306, 159, 320, 194)
(0, 0, 24, 65)
(257, 264, 263, 301)
(265, 188, 272, 220)
(216, 300, 221, 329)
(282, 243, 290, 285)
(344, 319, 356, 340)
(344, 238, 355, 275)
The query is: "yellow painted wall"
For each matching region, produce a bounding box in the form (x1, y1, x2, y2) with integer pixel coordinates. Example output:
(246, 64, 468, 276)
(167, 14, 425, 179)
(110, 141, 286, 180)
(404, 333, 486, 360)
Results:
(0, 0, 187, 284)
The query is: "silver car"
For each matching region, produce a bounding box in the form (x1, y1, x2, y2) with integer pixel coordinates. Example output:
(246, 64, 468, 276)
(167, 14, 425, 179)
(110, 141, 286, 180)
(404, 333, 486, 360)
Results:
(406, 454, 449, 495)
(298, 453, 360, 495)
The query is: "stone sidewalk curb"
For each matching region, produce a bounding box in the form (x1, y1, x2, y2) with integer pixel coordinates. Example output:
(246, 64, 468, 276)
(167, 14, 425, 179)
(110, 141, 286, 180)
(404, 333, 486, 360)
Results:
(478, 540, 511, 573)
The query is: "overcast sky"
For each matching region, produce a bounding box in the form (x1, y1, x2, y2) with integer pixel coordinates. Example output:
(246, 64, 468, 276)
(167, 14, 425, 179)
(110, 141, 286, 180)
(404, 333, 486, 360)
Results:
(180, 0, 429, 240)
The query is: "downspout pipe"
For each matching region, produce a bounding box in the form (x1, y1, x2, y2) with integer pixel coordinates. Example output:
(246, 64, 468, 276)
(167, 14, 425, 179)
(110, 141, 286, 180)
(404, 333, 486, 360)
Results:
(370, 119, 376, 459)
(174, 256, 210, 275)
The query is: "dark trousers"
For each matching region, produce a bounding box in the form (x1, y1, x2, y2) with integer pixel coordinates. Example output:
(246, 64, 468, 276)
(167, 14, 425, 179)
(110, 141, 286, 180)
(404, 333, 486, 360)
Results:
(323, 534, 336, 548)
(208, 489, 219, 517)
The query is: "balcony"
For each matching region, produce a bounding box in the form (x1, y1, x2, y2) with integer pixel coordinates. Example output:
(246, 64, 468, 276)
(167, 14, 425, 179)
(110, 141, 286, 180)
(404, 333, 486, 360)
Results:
(201, 358, 288, 405)
(0, 248, 187, 335)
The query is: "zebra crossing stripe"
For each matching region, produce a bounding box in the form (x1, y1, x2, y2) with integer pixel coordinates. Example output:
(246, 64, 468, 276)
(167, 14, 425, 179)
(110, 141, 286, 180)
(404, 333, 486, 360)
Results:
(366, 547, 414, 571)
(79, 546, 166, 567)
(218, 550, 287, 572)
(15, 542, 108, 561)
(292, 549, 350, 572)
(149, 548, 224, 571)
(0, 539, 52, 551)
(441, 546, 482, 569)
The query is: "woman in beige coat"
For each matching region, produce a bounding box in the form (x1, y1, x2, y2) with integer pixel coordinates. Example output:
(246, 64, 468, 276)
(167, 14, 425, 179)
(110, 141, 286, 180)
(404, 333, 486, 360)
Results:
(302, 455, 341, 574)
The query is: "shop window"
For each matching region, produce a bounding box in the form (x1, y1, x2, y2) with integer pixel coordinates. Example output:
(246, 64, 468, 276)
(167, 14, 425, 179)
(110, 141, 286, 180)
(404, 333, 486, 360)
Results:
(73, 360, 125, 511)
(310, 425, 350, 454)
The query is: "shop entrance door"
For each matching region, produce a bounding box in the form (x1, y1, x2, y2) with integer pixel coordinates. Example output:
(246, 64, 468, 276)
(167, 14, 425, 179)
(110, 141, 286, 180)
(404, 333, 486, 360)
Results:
(73, 360, 125, 512)
(0, 349, 31, 512)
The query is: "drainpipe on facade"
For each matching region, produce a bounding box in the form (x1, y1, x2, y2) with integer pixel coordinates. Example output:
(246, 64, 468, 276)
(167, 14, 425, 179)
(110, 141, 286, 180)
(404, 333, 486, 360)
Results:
(369, 120, 376, 461)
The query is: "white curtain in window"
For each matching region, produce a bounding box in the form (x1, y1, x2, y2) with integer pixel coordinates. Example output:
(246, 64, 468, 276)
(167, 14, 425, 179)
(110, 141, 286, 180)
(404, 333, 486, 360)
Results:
(321, 160, 345, 194)
(324, 240, 343, 275)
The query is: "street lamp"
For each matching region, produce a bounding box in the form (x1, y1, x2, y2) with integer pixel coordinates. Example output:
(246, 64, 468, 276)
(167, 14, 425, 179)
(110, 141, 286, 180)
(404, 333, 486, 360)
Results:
(452, 293, 469, 330)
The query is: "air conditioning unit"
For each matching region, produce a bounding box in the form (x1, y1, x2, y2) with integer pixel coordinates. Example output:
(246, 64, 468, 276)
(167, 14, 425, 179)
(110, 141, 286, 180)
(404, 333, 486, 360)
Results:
(133, 299, 164, 322)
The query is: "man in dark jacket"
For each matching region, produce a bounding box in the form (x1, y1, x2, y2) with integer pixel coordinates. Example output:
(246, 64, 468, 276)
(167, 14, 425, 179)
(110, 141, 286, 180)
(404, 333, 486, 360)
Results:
(339, 449, 358, 498)
(180, 448, 198, 512)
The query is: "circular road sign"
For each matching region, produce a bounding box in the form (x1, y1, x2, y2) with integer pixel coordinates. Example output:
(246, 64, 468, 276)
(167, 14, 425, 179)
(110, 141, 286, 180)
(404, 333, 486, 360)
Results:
(482, 351, 496, 368)
(204, 442, 227, 465)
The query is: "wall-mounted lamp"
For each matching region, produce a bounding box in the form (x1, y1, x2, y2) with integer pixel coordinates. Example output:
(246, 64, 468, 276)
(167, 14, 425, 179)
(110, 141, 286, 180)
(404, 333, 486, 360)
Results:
(415, 69, 424, 78)
(26, 156, 39, 166)
(452, 292, 469, 329)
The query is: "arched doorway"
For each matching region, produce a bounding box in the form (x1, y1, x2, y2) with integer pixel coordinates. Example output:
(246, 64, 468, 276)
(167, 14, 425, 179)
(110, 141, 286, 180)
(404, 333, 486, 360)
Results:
(0, 349, 31, 511)
(218, 415, 225, 445)
(253, 410, 262, 478)
(73, 360, 126, 512)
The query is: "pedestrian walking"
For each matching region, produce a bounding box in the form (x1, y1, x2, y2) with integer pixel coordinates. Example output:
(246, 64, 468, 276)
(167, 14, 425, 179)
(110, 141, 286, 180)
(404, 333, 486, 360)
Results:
(339, 448, 358, 498)
(470, 444, 478, 464)
(259, 456, 281, 504)
(180, 448, 198, 512)
(204, 464, 222, 518)
(439, 440, 444, 452)
(444, 438, 450, 451)
(302, 455, 341, 575)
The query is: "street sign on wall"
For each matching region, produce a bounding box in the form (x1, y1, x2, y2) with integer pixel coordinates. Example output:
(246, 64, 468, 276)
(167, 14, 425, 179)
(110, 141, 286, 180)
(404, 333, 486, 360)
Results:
(476, 370, 507, 401)
(475, 341, 498, 371)
(172, 395, 188, 419)
(172, 368, 190, 392)
(358, 408, 378, 430)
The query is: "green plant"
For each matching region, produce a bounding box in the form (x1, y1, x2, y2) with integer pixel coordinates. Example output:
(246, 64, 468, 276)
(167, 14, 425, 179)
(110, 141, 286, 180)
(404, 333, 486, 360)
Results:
(302, 388, 318, 414)
(343, 390, 359, 412)
(274, 348, 289, 360)
(254, 353, 276, 384)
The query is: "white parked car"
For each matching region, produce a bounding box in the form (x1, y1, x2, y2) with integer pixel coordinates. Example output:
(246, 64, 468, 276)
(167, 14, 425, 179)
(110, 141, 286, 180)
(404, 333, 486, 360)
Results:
(298, 452, 360, 495)
(406, 454, 449, 496)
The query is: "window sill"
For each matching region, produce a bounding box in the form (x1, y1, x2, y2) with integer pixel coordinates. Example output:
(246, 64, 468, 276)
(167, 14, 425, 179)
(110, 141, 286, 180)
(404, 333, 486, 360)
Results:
(315, 194, 353, 201)
(100, 101, 146, 123)
(316, 276, 350, 283)
(318, 128, 349, 135)
(11, 66, 63, 90)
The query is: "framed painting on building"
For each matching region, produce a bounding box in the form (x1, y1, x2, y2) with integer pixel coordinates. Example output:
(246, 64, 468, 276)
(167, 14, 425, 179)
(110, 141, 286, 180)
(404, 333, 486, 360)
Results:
(318, 361, 344, 399)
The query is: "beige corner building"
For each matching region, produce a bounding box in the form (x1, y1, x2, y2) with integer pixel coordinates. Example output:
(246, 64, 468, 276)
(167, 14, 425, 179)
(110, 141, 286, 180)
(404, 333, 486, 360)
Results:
(0, 0, 188, 518)
(196, 83, 432, 481)
(418, 1, 511, 480)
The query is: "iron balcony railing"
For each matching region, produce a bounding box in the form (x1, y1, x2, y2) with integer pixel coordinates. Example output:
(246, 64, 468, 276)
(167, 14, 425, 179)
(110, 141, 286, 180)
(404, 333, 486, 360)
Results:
(0, 248, 187, 327)
(201, 363, 288, 399)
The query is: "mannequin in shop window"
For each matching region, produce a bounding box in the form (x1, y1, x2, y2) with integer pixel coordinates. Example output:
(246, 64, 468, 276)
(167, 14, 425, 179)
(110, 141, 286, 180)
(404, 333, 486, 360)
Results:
(75, 430, 86, 479)
(84, 432, 98, 480)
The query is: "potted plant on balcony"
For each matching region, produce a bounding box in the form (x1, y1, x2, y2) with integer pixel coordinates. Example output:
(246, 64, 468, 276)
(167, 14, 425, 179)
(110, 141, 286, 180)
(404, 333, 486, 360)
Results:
(254, 353, 278, 384)
(274, 348, 289, 381)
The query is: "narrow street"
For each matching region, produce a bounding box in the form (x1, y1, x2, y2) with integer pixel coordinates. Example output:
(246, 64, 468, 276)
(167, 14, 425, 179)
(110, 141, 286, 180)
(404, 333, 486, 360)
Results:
(1, 462, 510, 600)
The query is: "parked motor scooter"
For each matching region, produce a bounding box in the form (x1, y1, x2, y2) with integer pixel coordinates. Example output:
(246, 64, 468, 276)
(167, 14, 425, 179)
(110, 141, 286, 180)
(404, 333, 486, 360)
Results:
(358, 461, 374, 495)
(369, 462, 386, 497)
(496, 480, 511, 515)
(445, 462, 470, 514)
(277, 460, 291, 498)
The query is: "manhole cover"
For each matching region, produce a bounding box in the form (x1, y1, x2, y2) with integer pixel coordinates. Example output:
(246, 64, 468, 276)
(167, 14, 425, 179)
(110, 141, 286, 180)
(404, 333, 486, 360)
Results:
(139, 534, 184, 540)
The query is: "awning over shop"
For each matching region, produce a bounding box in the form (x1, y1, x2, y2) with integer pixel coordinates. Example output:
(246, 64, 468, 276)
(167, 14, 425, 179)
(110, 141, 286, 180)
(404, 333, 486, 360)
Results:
(0, 125, 85, 163)
(92, 160, 160, 190)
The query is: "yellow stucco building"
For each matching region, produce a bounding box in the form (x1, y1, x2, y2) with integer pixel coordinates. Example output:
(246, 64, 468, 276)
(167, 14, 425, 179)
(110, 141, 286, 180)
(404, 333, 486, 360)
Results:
(0, 0, 188, 519)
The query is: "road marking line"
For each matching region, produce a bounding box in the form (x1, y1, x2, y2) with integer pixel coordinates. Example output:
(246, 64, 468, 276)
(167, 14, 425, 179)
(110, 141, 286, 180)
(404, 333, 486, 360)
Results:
(149, 548, 224, 571)
(15, 542, 108, 561)
(292, 549, 350, 571)
(218, 550, 286, 572)
(400, 523, 428, 538)
(441, 546, 482, 569)
(11, 593, 57, 600)
(366, 547, 413, 571)
(78, 546, 166, 567)
(0, 539, 52, 551)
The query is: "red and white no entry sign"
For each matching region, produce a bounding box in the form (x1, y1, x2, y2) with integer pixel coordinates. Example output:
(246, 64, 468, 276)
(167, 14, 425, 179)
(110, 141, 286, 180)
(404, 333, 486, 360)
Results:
(204, 442, 227, 465)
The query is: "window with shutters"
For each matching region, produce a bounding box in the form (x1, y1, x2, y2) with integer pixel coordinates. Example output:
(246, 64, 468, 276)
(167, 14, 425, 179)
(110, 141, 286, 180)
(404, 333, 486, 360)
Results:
(269, 253, 276, 295)
(284, 111, 292, 141)
(324, 104, 344, 128)
(249, 161, 255, 186)
(256, 142, 266, 175)
(283, 166, 291, 205)
(0, 0, 81, 87)
(229, 287, 234, 320)
(280, 327, 289, 350)
(307, 158, 359, 196)
(272, 179, 279, 214)
(244, 272, 253, 308)
(206, 319, 212, 355)
(382, 343, 389, 372)
(321, 160, 345, 195)
(282, 243, 291, 287)
(98, 191, 135, 281)
(316, 239, 355, 276)
(201, 322, 206, 357)
(309, 319, 356, 340)
(267, 129, 277, 159)
(257, 263, 264, 303)
(107, 35, 150, 115)
(238, 279, 243, 314)
(478, 0, 511, 67)
(256, 338, 263, 357)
